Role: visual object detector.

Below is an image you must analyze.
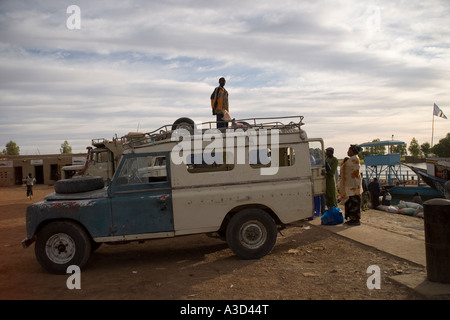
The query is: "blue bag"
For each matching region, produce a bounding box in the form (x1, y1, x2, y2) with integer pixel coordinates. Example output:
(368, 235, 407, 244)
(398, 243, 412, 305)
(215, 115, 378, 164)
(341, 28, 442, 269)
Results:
(321, 206, 344, 225)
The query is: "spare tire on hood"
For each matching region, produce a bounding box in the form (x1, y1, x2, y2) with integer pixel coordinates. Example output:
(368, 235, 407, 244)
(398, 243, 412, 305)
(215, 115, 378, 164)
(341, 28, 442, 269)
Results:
(54, 176, 105, 194)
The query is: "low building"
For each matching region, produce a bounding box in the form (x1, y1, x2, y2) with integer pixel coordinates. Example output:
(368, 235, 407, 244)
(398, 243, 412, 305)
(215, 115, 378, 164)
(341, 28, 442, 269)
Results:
(0, 153, 86, 187)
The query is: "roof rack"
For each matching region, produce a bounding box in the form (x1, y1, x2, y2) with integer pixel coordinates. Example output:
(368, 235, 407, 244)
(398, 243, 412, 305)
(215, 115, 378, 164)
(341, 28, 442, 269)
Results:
(122, 115, 305, 151)
(91, 138, 109, 148)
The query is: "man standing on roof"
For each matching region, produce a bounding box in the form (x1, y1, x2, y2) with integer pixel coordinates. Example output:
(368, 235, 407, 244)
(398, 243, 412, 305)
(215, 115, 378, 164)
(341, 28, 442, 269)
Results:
(210, 77, 229, 128)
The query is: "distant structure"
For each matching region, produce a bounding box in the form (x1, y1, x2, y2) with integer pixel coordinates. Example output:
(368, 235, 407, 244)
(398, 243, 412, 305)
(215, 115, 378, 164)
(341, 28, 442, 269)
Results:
(0, 153, 86, 187)
(359, 140, 441, 197)
(359, 140, 406, 185)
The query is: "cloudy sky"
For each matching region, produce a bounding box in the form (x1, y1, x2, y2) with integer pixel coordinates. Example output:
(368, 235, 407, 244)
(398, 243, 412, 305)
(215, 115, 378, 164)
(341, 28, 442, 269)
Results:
(1, 0, 449, 159)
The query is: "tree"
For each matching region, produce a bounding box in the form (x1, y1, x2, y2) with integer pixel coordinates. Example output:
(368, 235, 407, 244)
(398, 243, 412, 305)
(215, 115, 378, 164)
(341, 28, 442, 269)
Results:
(408, 138, 421, 157)
(2, 140, 20, 155)
(60, 141, 72, 154)
(360, 138, 386, 159)
(391, 144, 407, 157)
(371, 138, 386, 155)
(431, 133, 450, 157)
(420, 142, 431, 158)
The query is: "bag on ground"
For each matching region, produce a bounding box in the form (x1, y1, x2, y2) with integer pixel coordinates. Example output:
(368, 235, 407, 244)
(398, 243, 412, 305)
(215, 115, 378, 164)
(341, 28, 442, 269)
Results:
(321, 206, 344, 225)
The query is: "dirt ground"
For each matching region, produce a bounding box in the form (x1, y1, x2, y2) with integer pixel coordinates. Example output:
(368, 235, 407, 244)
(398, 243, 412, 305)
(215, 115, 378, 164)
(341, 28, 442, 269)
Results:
(0, 185, 432, 301)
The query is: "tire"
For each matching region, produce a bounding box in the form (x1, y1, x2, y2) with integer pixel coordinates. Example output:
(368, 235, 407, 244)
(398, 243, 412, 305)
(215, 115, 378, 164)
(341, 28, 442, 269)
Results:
(171, 117, 195, 133)
(54, 176, 104, 194)
(35, 221, 92, 274)
(226, 209, 277, 260)
(90, 240, 102, 252)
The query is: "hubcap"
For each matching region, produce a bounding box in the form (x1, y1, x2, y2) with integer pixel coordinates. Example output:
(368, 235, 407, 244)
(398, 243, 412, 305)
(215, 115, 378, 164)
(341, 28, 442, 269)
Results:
(45, 233, 76, 264)
(239, 220, 267, 249)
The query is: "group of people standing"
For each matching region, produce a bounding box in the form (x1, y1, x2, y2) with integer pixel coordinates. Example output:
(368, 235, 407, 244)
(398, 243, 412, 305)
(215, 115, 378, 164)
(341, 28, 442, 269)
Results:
(210, 77, 364, 225)
(324, 144, 364, 226)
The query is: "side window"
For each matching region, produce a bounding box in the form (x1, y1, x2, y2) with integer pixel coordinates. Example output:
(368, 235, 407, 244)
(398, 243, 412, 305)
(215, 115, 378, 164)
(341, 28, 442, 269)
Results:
(91, 151, 108, 163)
(116, 155, 167, 185)
(97, 151, 108, 163)
(309, 142, 323, 166)
(187, 152, 235, 173)
(250, 147, 295, 169)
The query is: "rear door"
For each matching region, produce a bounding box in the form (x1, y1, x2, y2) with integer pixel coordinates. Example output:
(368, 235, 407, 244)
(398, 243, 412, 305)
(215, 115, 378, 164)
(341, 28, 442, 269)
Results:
(109, 152, 173, 236)
(308, 139, 327, 195)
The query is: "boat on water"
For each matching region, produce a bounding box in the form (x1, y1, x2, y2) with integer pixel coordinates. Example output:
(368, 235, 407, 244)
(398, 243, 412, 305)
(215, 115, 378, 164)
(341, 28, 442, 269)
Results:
(407, 158, 450, 197)
(358, 140, 442, 198)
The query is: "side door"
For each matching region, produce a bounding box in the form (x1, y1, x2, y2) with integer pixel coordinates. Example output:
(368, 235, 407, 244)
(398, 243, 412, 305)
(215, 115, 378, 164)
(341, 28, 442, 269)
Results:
(109, 152, 173, 236)
(308, 139, 327, 195)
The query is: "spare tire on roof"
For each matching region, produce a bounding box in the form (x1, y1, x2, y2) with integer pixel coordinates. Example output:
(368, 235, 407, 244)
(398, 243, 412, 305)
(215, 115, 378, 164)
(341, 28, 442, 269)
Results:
(54, 176, 105, 194)
(171, 117, 195, 133)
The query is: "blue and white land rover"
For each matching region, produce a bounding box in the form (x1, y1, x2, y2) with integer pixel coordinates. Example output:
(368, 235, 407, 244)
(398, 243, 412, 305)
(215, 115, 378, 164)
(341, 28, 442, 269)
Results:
(23, 116, 325, 274)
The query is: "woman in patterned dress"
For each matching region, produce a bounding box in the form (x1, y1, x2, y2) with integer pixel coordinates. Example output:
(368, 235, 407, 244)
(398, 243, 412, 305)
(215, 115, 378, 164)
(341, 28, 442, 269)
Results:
(338, 145, 363, 225)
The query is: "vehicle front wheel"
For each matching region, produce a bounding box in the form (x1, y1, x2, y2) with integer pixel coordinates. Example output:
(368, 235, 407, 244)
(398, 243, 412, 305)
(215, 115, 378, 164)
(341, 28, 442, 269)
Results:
(226, 209, 277, 259)
(35, 221, 92, 274)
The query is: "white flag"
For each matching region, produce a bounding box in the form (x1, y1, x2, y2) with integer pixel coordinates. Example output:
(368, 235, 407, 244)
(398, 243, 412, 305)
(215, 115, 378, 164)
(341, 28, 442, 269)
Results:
(433, 103, 447, 119)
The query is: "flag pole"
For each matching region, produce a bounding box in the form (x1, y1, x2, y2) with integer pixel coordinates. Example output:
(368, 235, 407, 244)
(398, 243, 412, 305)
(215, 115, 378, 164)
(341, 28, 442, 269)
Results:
(431, 103, 435, 147)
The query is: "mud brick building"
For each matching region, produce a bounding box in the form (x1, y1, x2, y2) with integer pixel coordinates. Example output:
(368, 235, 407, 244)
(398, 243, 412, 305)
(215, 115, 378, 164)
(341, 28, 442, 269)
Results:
(0, 153, 86, 187)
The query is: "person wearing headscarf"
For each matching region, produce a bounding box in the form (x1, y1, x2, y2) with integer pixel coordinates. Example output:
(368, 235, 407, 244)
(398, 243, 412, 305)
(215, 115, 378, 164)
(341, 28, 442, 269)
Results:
(338, 144, 363, 225)
(325, 147, 338, 208)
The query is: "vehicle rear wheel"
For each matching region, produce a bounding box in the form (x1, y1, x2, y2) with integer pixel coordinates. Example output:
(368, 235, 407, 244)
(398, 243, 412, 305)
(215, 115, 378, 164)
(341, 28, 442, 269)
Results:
(35, 221, 92, 274)
(226, 208, 277, 259)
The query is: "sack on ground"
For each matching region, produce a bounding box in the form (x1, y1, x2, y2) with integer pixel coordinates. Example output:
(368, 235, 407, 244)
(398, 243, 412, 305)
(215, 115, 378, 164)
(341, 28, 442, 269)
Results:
(398, 207, 416, 216)
(321, 206, 344, 225)
(377, 205, 398, 213)
(398, 200, 422, 210)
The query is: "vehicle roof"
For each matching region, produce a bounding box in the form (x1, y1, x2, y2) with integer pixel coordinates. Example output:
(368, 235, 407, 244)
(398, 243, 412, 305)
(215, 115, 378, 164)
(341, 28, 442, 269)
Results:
(359, 140, 406, 147)
(121, 116, 308, 153)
